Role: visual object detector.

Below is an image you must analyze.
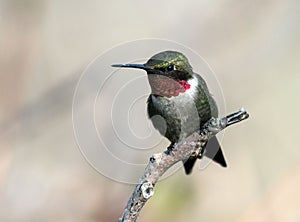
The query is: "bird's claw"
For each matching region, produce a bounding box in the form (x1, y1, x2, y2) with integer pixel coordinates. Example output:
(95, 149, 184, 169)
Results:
(165, 143, 176, 155)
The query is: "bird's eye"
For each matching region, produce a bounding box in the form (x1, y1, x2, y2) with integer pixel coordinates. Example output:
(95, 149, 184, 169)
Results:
(166, 64, 175, 71)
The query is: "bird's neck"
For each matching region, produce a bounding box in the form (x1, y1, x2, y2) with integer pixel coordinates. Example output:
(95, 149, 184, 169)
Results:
(147, 74, 193, 98)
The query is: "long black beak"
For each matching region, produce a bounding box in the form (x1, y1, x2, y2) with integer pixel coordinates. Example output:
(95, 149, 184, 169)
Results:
(111, 63, 146, 70)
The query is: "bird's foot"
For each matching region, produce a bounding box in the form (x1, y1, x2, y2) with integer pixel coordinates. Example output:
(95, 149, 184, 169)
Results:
(165, 142, 176, 155)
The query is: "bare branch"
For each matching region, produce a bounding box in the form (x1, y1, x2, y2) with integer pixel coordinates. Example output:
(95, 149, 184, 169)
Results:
(119, 108, 249, 222)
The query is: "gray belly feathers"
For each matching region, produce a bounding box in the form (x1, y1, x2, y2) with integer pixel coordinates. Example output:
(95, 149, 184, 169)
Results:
(147, 93, 200, 143)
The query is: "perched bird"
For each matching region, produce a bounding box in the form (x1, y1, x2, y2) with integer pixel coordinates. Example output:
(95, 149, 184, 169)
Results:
(112, 51, 226, 174)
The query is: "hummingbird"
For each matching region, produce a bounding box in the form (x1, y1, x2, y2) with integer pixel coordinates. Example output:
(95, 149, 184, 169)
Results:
(112, 50, 227, 174)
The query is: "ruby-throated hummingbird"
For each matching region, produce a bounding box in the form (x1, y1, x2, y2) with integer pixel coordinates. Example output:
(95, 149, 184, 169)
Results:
(112, 51, 227, 174)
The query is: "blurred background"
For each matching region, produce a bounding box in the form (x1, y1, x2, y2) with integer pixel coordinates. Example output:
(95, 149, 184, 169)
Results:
(0, 0, 300, 221)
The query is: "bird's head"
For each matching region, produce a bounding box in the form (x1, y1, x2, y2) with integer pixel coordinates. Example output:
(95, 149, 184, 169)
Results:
(112, 51, 194, 97)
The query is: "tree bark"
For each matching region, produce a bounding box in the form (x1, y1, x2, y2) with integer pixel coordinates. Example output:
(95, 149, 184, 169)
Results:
(119, 108, 249, 222)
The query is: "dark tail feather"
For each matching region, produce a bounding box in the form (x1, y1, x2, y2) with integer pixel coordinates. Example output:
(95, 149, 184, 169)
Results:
(183, 136, 227, 174)
(203, 136, 227, 167)
(183, 157, 197, 175)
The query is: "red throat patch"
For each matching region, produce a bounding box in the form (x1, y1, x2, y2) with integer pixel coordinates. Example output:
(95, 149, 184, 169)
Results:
(148, 75, 191, 97)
